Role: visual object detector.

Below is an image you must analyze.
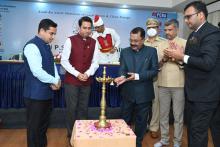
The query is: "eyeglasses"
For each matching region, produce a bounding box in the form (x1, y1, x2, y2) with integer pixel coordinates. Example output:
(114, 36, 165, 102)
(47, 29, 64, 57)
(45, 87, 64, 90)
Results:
(184, 12, 200, 20)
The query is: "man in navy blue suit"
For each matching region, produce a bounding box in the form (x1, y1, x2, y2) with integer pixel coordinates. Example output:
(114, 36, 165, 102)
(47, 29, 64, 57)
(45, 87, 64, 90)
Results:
(164, 1, 220, 147)
(115, 27, 158, 147)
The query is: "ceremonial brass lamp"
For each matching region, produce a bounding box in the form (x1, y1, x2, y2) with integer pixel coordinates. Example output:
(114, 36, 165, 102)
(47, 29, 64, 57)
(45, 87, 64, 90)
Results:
(94, 66, 114, 129)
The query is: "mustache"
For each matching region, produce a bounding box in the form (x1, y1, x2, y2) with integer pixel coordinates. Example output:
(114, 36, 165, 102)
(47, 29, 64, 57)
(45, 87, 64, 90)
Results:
(130, 44, 138, 48)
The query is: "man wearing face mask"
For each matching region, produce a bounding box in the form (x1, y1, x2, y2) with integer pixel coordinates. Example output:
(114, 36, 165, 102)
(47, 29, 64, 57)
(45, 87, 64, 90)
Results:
(144, 18, 166, 138)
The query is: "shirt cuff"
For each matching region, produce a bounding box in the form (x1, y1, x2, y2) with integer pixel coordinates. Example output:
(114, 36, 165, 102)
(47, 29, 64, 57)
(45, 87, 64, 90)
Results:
(183, 55, 190, 64)
(52, 78, 59, 85)
(121, 75, 126, 78)
(74, 70, 80, 78)
(85, 70, 91, 77)
(134, 73, 139, 80)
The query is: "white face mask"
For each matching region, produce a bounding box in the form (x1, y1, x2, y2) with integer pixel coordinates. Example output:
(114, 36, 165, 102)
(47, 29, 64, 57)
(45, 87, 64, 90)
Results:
(147, 28, 157, 37)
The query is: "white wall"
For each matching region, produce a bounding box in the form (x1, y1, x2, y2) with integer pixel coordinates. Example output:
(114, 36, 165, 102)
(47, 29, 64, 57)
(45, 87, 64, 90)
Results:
(0, 0, 177, 59)
(177, 1, 220, 40)
(207, 1, 220, 13)
(49, 0, 173, 8)
(177, 12, 191, 39)
(89, 0, 172, 7)
(36, 0, 193, 9)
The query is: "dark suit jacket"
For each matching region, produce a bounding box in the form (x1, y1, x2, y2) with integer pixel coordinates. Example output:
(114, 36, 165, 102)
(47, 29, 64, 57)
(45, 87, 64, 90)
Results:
(184, 22, 220, 102)
(119, 45, 158, 104)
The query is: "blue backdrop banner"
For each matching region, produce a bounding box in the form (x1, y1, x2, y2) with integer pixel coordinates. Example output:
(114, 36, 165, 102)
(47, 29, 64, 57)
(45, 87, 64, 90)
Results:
(0, 1, 177, 59)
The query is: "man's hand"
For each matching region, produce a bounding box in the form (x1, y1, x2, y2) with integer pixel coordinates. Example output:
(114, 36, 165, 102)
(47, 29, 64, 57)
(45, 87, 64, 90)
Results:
(82, 73, 89, 81)
(159, 55, 169, 68)
(50, 84, 58, 90)
(50, 80, 61, 90)
(109, 47, 117, 54)
(162, 55, 169, 62)
(77, 73, 89, 81)
(77, 73, 86, 81)
(126, 72, 135, 81)
(114, 76, 127, 86)
(164, 43, 184, 61)
(164, 41, 184, 61)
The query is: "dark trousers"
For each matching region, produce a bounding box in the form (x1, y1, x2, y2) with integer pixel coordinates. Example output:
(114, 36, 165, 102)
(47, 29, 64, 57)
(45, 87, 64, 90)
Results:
(64, 84, 91, 137)
(0, 118, 2, 127)
(25, 98, 52, 147)
(210, 101, 220, 147)
(187, 100, 220, 147)
(121, 99, 151, 147)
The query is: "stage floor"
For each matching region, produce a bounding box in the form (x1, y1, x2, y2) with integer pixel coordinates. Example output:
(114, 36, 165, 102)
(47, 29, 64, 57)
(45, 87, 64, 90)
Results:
(0, 126, 214, 147)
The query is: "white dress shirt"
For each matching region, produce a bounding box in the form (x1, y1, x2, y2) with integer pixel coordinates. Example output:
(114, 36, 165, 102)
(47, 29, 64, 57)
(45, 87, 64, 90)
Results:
(184, 21, 206, 64)
(61, 37, 99, 77)
(24, 43, 60, 85)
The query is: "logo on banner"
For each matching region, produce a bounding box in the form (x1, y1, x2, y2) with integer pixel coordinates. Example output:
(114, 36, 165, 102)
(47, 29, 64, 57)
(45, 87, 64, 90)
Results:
(152, 11, 167, 18)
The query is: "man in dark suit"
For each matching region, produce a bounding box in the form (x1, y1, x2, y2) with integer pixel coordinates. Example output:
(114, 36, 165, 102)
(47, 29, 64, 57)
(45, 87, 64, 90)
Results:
(114, 27, 158, 147)
(164, 1, 220, 147)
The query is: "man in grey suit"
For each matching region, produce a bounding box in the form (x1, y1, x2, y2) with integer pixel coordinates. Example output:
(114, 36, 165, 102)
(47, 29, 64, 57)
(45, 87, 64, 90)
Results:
(164, 1, 220, 147)
(114, 27, 158, 147)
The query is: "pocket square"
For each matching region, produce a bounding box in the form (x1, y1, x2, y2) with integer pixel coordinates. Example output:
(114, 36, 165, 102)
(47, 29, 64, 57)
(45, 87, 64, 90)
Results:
(189, 31, 199, 45)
